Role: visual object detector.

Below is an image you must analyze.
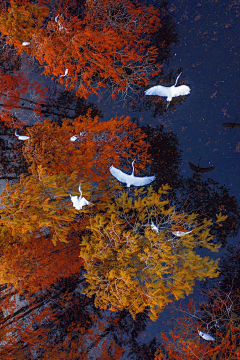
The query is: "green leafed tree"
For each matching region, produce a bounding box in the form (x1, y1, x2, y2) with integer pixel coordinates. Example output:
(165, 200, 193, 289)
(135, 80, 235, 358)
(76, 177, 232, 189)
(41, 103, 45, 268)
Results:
(80, 185, 226, 320)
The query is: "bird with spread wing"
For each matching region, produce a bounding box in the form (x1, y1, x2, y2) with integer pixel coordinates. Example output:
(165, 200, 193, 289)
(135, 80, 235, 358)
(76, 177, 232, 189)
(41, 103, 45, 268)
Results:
(110, 161, 155, 187)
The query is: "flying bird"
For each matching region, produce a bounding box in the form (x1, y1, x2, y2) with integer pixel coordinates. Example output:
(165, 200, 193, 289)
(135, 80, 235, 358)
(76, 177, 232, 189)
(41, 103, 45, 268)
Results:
(60, 69, 68, 77)
(110, 161, 155, 187)
(22, 42, 30, 46)
(15, 131, 30, 140)
(189, 158, 214, 174)
(145, 72, 190, 103)
(70, 184, 92, 210)
(198, 331, 215, 341)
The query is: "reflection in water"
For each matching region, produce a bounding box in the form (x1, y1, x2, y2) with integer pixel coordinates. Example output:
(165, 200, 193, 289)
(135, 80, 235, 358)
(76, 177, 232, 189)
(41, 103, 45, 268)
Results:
(223, 122, 240, 128)
(188, 159, 215, 174)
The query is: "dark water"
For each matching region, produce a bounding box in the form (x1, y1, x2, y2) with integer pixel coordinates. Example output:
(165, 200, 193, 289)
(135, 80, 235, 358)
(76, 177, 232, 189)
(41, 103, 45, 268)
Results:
(0, 0, 240, 358)
(86, 0, 240, 350)
(92, 0, 240, 199)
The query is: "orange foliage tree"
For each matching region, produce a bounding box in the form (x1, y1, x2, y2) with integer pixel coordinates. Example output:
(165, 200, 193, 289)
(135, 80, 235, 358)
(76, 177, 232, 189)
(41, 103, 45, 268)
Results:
(0, 0, 162, 98)
(0, 226, 84, 293)
(22, 112, 150, 182)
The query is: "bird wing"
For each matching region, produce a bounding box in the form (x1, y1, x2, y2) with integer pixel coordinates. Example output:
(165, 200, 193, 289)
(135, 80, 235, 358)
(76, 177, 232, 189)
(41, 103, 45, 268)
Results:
(199, 332, 215, 341)
(80, 197, 92, 207)
(172, 85, 191, 97)
(131, 175, 156, 187)
(110, 166, 129, 184)
(145, 85, 170, 97)
(173, 231, 192, 237)
(70, 195, 80, 209)
(205, 334, 215, 341)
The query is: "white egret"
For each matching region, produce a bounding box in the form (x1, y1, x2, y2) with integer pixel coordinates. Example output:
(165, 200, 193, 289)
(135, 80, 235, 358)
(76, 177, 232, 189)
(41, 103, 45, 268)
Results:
(60, 69, 68, 77)
(110, 161, 155, 187)
(70, 132, 87, 141)
(145, 72, 190, 103)
(173, 230, 192, 237)
(55, 14, 66, 31)
(22, 42, 30, 46)
(151, 220, 159, 233)
(198, 331, 215, 341)
(70, 184, 92, 210)
(15, 131, 30, 140)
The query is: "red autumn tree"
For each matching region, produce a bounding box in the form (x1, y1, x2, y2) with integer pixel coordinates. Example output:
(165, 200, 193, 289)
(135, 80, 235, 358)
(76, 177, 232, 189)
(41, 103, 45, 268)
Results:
(0, 0, 162, 98)
(35, 0, 162, 98)
(22, 112, 151, 183)
(0, 226, 84, 293)
(155, 289, 240, 360)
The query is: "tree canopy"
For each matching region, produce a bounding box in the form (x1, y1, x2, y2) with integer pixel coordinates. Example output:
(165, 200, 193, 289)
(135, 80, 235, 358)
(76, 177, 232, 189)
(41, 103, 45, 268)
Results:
(80, 185, 224, 320)
(22, 112, 150, 182)
(0, 0, 162, 98)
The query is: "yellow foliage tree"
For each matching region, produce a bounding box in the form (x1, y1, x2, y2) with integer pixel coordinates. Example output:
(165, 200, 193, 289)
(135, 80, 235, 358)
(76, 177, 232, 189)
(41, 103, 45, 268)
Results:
(0, 166, 92, 245)
(80, 185, 225, 320)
